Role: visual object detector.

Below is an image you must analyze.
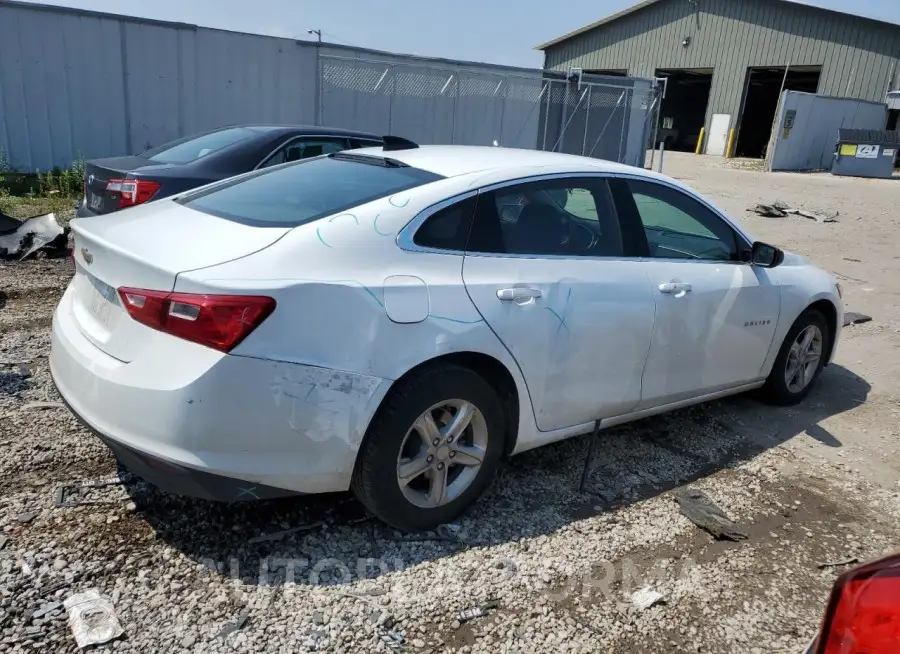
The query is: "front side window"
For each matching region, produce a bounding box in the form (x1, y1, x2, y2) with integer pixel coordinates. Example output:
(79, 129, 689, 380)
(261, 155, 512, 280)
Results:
(259, 138, 350, 168)
(180, 156, 444, 227)
(467, 177, 624, 257)
(622, 179, 739, 261)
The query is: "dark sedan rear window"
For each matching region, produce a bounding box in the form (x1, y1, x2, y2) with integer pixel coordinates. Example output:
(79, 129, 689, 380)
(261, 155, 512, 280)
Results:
(179, 156, 444, 227)
(142, 127, 259, 164)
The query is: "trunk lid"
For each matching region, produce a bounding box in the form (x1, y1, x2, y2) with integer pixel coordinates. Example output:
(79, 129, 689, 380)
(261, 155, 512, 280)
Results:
(84, 156, 176, 215)
(70, 200, 290, 362)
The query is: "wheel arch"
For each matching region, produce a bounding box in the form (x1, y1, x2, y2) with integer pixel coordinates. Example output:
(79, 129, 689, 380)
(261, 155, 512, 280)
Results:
(366, 351, 522, 457)
(807, 298, 838, 364)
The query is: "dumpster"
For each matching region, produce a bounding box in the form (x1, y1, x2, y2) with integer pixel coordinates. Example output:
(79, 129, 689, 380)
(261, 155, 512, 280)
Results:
(831, 128, 899, 179)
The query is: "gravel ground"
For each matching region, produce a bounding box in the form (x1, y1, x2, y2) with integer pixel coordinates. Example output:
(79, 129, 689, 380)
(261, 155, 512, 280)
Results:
(1, 155, 899, 653)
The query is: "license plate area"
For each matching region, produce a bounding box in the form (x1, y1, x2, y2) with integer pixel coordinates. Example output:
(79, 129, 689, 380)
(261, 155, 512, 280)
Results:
(81, 269, 118, 328)
(88, 191, 105, 212)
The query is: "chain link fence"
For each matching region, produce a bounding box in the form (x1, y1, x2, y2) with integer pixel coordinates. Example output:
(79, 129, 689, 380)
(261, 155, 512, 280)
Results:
(319, 56, 661, 168)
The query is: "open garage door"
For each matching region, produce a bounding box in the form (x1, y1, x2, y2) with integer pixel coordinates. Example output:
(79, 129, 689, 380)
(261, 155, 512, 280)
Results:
(654, 68, 713, 153)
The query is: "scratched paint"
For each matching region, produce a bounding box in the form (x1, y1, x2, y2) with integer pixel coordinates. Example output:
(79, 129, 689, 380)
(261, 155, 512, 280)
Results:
(388, 194, 410, 208)
(269, 363, 384, 444)
(545, 287, 572, 336)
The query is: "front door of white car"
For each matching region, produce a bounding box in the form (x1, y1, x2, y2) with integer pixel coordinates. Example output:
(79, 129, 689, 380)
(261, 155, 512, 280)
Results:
(461, 176, 656, 432)
(608, 178, 781, 409)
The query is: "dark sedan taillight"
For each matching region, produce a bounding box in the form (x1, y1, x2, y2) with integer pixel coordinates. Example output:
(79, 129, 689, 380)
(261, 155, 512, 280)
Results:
(106, 179, 161, 209)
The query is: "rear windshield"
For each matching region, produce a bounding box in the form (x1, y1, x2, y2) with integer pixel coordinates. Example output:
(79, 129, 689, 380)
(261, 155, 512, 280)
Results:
(142, 127, 259, 164)
(178, 156, 444, 227)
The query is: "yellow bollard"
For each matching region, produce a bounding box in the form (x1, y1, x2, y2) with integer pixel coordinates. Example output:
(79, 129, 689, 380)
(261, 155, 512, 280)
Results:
(725, 128, 736, 158)
(695, 127, 705, 155)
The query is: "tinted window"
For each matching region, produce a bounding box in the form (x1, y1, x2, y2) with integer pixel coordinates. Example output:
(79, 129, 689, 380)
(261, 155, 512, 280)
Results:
(624, 180, 738, 261)
(259, 138, 349, 168)
(467, 178, 623, 257)
(143, 128, 258, 164)
(350, 138, 384, 149)
(180, 156, 444, 227)
(413, 198, 477, 250)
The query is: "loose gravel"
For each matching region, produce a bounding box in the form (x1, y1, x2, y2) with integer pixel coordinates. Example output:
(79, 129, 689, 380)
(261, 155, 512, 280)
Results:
(1, 158, 899, 653)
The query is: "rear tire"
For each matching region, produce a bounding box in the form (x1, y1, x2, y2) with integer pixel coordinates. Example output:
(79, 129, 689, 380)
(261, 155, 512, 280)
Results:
(351, 364, 505, 532)
(760, 309, 830, 406)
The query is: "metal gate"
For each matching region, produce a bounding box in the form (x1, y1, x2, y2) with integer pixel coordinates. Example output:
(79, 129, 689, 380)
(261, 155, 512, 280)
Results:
(319, 56, 661, 168)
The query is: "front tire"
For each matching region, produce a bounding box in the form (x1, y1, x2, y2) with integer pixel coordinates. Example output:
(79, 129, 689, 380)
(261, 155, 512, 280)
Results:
(760, 309, 830, 406)
(351, 364, 506, 532)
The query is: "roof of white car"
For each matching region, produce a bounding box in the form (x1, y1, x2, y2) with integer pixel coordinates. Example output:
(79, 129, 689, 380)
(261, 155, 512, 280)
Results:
(353, 144, 645, 179)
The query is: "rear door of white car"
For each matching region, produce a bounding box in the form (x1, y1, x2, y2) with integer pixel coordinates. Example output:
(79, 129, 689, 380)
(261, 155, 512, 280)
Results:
(461, 175, 656, 432)
(608, 177, 781, 409)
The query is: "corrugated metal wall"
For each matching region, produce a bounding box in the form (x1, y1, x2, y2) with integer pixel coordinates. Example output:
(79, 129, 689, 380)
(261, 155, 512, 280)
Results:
(0, 1, 319, 171)
(767, 91, 887, 171)
(543, 0, 900, 151)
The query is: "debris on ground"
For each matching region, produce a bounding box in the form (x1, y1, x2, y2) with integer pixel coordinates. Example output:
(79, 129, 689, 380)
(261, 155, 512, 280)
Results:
(378, 630, 405, 649)
(54, 474, 134, 508)
(32, 601, 62, 620)
(21, 401, 65, 411)
(747, 202, 838, 223)
(843, 312, 872, 327)
(817, 557, 859, 569)
(247, 521, 323, 544)
(64, 590, 124, 649)
(216, 611, 250, 639)
(631, 587, 666, 611)
(0, 535, 7, 550)
(0, 212, 68, 260)
(674, 488, 749, 541)
(16, 511, 37, 524)
(454, 600, 498, 624)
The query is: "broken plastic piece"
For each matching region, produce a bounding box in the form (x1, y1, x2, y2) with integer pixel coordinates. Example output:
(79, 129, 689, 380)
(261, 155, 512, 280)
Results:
(54, 474, 134, 508)
(0, 213, 66, 260)
(674, 488, 748, 541)
(64, 590, 124, 649)
(247, 521, 323, 544)
(631, 587, 665, 611)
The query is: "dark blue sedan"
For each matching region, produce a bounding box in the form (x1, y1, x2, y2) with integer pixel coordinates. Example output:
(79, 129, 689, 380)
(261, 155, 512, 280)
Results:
(77, 125, 382, 217)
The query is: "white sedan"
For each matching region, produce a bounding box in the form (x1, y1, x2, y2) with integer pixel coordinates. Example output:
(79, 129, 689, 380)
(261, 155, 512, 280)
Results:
(50, 140, 843, 532)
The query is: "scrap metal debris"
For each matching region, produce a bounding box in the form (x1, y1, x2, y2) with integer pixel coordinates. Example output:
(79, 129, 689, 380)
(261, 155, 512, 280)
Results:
(673, 488, 749, 541)
(64, 590, 124, 649)
(216, 611, 250, 639)
(0, 212, 68, 260)
(817, 556, 859, 570)
(631, 587, 666, 611)
(454, 600, 498, 624)
(747, 202, 839, 223)
(247, 521, 323, 544)
(843, 312, 872, 327)
(16, 511, 37, 524)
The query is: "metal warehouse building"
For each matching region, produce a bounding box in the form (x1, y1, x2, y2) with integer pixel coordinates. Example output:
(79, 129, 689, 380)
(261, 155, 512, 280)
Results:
(539, 0, 900, 158)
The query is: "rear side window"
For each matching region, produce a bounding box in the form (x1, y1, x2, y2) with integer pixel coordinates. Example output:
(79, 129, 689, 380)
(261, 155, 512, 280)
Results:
(180, 156, 444, 227)
(413, 197, 477, 251)
(143, 128, 258, 164)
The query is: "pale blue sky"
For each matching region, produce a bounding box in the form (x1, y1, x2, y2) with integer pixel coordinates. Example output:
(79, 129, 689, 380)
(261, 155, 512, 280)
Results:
(23, 0, 900, 68)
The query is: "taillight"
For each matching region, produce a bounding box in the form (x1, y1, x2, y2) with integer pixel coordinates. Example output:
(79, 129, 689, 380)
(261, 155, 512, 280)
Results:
(106, 179, 161, 209)
(814, 553, 900, 654)
(117, 288, 275, 352)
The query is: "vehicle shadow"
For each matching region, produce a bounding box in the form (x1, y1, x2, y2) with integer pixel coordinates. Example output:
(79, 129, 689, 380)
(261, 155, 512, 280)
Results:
(131, 363, 868, 589)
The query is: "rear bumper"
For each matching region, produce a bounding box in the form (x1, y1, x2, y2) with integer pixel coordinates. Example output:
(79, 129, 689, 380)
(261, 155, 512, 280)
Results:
(49, 284, 391, 500)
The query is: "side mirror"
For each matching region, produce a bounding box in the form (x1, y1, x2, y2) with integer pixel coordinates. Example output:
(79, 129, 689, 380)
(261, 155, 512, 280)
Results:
(751, 241, 784, 268)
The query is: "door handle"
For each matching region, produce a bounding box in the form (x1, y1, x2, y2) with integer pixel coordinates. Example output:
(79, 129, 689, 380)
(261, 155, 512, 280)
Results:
(658, 281, 692, 294)
(497, 287, 542, 302)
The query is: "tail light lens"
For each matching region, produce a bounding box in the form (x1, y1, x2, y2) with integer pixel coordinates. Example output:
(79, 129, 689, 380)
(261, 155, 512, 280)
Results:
(814, 553, 900, 654)
(117, 288, 275, 352)
(106, 179, 161, 209)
